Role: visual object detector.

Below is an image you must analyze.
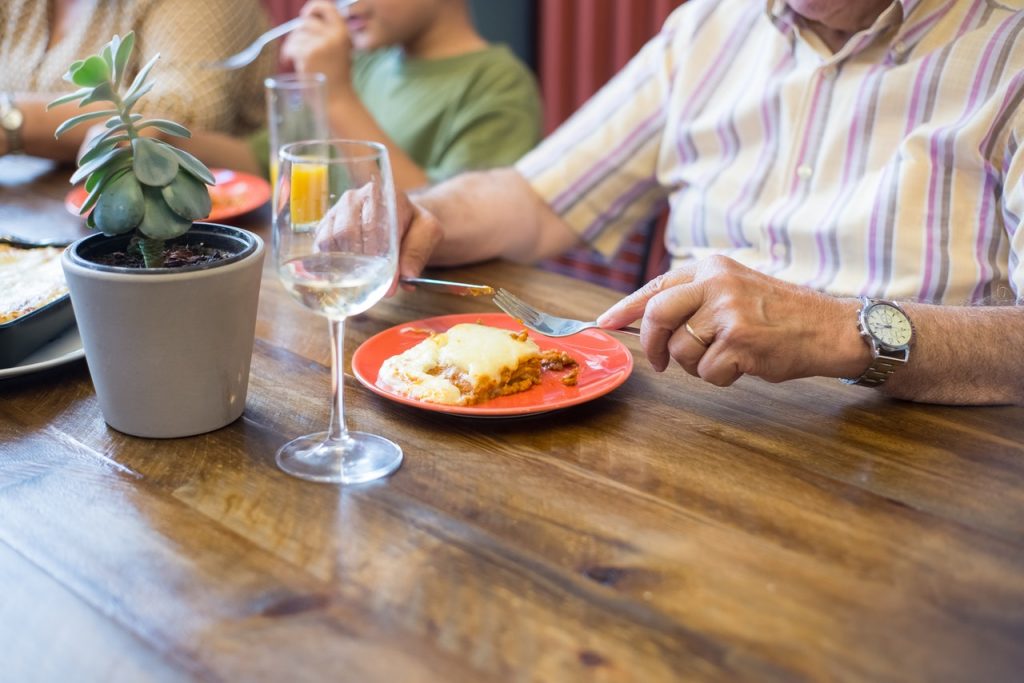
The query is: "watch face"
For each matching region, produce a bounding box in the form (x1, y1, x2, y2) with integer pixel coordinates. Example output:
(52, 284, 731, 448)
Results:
(1, 107, 22, 130)
(865, 303, 912, 348)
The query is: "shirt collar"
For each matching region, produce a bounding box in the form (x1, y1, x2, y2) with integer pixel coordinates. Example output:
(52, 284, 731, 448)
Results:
(768, 0, 922, 27)
(766, 0, 923, 57)
(898, 0, 927, 20)
(766, 0, 796, 34)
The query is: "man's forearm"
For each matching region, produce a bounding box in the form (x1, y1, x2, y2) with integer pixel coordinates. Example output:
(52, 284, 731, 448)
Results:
(880, 303, 1024, 405)
(414, 168, 580, 267)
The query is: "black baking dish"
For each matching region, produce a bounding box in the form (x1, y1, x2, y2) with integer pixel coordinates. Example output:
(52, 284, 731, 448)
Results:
(0, 292, 75, 368)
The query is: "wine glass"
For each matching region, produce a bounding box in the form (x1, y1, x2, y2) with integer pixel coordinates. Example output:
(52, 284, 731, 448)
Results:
(273, 139, 402, 483)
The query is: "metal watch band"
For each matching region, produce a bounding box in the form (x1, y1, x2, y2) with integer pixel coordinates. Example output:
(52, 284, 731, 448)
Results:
(841, 348, 909, 387)
(5, 124, 22, 155)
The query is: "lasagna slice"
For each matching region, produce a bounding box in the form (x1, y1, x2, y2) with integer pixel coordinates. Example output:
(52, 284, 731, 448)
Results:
(0, 245, 69, 324)
(379, 323, 547, 405)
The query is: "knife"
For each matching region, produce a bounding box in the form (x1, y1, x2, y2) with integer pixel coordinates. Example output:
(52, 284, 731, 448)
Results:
(400, 276, 494, 297)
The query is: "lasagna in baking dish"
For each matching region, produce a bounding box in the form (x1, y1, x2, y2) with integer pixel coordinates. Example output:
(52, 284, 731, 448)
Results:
(379, 323, 577, 405)
(0, 245, 69, 324)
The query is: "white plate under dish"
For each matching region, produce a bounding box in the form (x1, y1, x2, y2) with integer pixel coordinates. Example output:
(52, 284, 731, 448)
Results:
(0, 324, 85, 379)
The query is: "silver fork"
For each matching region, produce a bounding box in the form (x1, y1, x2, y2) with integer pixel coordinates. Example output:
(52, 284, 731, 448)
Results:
(0, 235, 72, 248)
(493, 288, 640, 338)
(205, 0, 361, 70)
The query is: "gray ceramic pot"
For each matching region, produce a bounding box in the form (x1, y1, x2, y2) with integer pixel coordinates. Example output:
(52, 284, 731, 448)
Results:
(62, 223, 265, 438)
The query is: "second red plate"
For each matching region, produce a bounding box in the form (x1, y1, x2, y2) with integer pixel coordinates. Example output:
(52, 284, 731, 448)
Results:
(65, 168, 271, 223)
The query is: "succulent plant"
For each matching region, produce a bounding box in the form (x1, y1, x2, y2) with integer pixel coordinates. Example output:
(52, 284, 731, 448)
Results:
(49, 32, 215, 267)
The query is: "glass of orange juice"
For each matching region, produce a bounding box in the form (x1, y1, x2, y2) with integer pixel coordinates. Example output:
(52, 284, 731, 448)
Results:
(290, 160, 329, 229)
(264, 73, 328, 189)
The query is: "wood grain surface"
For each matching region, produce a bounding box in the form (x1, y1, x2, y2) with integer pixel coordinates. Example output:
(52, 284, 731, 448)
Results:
(2, 162, 1023, 682)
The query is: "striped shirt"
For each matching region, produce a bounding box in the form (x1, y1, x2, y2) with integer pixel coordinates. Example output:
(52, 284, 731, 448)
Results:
(517, 0, 1024, 304)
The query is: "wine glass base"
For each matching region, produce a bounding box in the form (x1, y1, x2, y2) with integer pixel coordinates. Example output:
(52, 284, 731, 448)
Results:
(275, 431, 403, 484)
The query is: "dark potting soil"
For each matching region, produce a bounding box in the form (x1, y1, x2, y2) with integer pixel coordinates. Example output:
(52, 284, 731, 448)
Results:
(92, 243, 233, 269)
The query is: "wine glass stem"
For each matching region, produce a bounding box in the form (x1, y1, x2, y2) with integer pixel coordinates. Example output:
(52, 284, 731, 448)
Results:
(327, 316, 350, 444)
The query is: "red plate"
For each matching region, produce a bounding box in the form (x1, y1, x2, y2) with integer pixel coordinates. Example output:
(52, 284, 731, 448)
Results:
(64, 168, 271, 223)
(351, 313, 634, 417)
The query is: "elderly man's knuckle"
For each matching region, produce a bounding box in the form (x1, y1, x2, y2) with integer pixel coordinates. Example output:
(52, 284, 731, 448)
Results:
(712, 324, 732, 345)
(674, 354, 700, 376)
(645, 296, 674, 325)
(703, 254, 735, 273)
(709, 270, 744, 293)
(641, 272, 673, 296)
(702, 359, 740, 387)
(736, 355, 765, 379)
(711, 293, 734, 314)
(415, 209, 442, 238)
(719, 326, 758, 357)
(666, 332, 688, 357)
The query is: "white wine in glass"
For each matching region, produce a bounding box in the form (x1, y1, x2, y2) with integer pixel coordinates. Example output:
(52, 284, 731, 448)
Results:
(273, 139, 402, 483)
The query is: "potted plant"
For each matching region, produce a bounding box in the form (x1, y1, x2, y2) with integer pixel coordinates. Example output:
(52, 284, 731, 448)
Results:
(52, 33, 265, 438)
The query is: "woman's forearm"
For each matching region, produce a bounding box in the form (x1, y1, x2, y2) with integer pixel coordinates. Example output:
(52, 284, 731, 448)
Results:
(16, 95, 110, 162)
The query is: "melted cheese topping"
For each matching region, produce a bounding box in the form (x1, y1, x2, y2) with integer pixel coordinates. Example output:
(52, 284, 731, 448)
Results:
(0, 245, 68, 325)
(379, 323, 544, 405)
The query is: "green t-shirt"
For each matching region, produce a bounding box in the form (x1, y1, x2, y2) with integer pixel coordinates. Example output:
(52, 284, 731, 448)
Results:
(252, 44, 541, 183)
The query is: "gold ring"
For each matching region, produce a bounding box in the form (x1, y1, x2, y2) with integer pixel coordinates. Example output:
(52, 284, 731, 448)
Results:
(685, 322, 709, 347)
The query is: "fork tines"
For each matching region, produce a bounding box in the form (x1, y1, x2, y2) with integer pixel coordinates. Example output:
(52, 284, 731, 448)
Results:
(493, 288, 540, 325)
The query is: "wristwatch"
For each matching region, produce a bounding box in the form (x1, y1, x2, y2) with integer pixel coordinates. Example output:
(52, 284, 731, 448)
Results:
(841, 297, 914, 387)
(0, 93, 24, 155)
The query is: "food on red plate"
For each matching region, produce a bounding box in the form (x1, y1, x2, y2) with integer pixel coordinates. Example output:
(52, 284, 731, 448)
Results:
(378, 322, 577, 405)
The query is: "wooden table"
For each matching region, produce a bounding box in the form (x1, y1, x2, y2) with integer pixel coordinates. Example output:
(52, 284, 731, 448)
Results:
(3, 161, 1024, 682)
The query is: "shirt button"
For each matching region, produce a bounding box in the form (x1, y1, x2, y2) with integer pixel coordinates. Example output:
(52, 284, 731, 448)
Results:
(771, 243, 786, 259)
(893, 40, 908, 54)
(796, 164, 813, 180)
(821, 65, 837, 78)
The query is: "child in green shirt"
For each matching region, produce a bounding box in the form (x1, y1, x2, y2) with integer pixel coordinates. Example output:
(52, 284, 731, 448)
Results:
(212, 0, 542, 189)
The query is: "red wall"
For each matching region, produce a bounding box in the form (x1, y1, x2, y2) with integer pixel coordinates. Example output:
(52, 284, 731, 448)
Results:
(538, 0, 684, 132)
(537, 0, 684, 290)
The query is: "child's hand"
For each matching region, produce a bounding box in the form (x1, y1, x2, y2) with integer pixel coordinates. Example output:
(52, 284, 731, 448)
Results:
(281, 1, 354, 95)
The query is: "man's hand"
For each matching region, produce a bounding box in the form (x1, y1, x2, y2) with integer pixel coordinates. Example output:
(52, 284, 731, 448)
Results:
(315, 186, 442, 288)
(394, 191, 443, 279)
(598, 255, 868, 386)
(281, 1, 354, 94)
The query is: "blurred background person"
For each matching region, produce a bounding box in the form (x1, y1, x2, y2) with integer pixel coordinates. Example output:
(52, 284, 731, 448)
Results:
(185, 0, 541, 189)
(0, 0, 273, 161)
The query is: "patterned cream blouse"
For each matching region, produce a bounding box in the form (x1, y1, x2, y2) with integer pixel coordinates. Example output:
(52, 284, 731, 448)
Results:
(0, 0, 274, 134)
